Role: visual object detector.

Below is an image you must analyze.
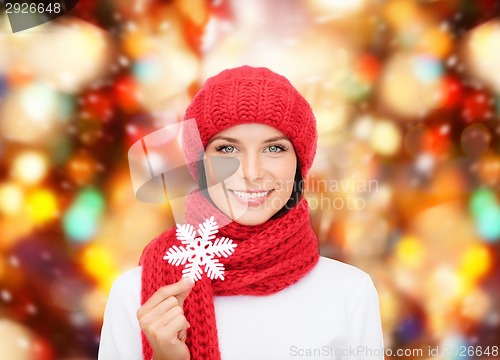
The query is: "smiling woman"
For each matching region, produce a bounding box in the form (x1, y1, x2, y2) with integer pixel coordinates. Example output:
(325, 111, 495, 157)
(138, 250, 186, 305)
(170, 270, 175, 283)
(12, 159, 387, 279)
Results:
(98, 66, 384, 360)
(203, 123, 298, 225)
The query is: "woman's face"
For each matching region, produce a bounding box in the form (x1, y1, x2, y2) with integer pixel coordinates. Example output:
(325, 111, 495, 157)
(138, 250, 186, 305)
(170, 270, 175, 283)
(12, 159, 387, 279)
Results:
(204, 123, 297, 226)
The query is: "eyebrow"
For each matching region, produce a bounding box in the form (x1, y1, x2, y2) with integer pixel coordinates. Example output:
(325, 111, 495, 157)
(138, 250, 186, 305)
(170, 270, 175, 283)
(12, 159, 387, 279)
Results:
(207, 135, 291, 146)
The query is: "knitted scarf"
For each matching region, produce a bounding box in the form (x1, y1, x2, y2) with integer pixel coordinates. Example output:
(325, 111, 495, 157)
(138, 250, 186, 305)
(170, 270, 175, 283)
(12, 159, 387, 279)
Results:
(139, 189, 320, 360)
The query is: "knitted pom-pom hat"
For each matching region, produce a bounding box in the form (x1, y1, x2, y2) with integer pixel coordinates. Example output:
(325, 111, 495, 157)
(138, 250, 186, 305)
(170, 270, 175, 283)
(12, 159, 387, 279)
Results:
(182, 66, 317, 180)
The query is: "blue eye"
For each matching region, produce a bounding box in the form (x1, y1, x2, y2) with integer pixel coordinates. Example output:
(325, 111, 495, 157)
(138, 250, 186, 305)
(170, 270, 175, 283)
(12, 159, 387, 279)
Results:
(266, 144, 287, 153)
(216, 145, 237, 153)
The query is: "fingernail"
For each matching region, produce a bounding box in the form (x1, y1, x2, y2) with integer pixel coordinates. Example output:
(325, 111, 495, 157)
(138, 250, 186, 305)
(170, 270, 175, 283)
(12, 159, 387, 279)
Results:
(187, 322, 191, 328)
(182, 276, 195, 286)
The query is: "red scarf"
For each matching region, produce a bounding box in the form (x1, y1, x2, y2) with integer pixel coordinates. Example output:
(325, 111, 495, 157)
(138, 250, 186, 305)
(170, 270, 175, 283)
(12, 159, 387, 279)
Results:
(139, 189, 320, 359)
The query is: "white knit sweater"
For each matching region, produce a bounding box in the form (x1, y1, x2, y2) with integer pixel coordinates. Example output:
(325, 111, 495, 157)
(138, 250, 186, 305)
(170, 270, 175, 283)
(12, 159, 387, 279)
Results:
(98, 256, 385, 360)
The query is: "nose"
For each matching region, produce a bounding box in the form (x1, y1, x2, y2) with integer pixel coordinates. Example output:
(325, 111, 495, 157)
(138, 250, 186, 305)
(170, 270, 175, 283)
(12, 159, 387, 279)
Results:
(238, 153, 265, 182)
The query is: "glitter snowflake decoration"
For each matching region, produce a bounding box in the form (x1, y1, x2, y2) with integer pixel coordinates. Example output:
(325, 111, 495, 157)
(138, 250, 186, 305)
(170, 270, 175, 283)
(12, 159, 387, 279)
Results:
(163, 216, 237, 281)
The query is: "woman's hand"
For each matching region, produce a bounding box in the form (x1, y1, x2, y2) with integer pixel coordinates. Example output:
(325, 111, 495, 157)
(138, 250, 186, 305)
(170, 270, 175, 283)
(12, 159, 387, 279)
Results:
(137, 277, 195, 360)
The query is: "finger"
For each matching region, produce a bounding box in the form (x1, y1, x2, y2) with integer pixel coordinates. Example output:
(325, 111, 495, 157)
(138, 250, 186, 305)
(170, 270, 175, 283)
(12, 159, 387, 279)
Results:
(176, 277, 195, 307)
(177, 321, 191, 342)
(137, 294, 178, 324)
(141, 277, 195, 311)
(141, 309, 186, 343)
(164, 314, 189, 342)
(139, 299, 183, 329)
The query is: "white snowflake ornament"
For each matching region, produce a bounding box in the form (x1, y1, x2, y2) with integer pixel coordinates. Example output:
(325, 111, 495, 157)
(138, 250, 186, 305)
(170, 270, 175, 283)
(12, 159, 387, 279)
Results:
(163, 216, 237, 282)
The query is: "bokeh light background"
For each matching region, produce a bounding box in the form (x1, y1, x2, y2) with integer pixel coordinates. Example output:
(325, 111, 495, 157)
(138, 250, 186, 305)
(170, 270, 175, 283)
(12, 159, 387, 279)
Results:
(1, 0, 500, 359)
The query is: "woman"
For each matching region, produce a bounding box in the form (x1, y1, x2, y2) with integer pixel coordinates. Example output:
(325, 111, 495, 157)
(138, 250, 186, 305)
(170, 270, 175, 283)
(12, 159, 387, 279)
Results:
(98, 66, 384, 360)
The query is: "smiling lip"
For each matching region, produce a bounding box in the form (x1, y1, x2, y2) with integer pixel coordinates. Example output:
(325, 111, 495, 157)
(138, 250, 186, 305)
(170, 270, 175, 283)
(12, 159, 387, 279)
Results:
(228, 189, 274, 207)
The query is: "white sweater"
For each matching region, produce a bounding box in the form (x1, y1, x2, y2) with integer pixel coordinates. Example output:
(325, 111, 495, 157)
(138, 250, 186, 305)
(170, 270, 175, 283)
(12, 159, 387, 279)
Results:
(98, 256, 385, 360)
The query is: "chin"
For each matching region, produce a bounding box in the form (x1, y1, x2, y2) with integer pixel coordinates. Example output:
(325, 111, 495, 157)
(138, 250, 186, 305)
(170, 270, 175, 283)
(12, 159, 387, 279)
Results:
(232, 212, 274, 226)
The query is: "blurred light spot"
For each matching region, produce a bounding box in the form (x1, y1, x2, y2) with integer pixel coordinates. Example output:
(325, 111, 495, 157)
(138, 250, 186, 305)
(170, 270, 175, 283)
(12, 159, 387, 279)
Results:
(133, 56, 163, 83)
(397, 315, 423, 342)
(384, 0, 420, 30)
(21, 19, 112, 93)
(466, 20, 500, 93)
(368, 183, 392, 211)
(420, 26, 452, 58)
(131, 33, 199, 110)
(469, 188, 500, 242)
(26, 303, 37, 315)
(395, 235, 424, 267)
(485, 309, 500, 327)
(69, 311, 89, 327)
(66, 152, 99, 186)
(415, 153, 435, 174)
(344, 212, 389, 257)
(440, 334, 470, 360)
(49, 135, 73, 166)
(352, 115, 374, 140)
(412, 55, 443, 83)
(9, 256, 20, 267)
(0, 183, 24, 215)
(20, 83, 59, 123)
(461, 288, 492, 321)
(309, 0, 366, 21)
(0, 82, 63, 144)
(1, 289, 12, 302)
(11, 151, 48, 185)
(63, 189, 105, 243)
(459, 244, 492, 281)
(77, 189, 105, 216)
(404, 125, 429, 158)
(315, 106, 349, 136)
(0, 319, 34, 360)
(431, 266, 467, 301)
(438, 76, 463, 109)
(470, 188, 497, 217)
(369, 119, 401, 156)
(123, 28, 151, 58)
(81, 288, 109, 322)
(81, 243, 119, 292)
(475, 206, 500, 242)
(477, 155, 500, 186)
(26, 189, 59, 225)
(0, 76, 6, 98)
(460, 123, 491, 158)
(50, 278, 86, 311)
(356, 53, 381, 84)
(461, 90, 493, 123)
(17, 337, 29, 349)
(63, 204, 98, 243)
(380, 52, 443, 118)
(378, 288, 401, 330)
(113, 75, 141, 113)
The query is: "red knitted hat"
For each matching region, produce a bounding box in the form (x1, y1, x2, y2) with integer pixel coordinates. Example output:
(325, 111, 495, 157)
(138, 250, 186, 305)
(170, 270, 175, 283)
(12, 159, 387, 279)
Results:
(182, 66, 317, 180)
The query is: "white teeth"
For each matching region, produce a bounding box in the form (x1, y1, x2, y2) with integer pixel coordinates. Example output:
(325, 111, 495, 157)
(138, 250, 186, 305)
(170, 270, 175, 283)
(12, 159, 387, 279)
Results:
(232, 190, 270, 199)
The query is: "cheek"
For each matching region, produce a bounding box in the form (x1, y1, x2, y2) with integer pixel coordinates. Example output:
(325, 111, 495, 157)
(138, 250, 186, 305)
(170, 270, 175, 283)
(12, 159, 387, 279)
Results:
(271, 159, 296, 191)
(207, 183, 224, 202)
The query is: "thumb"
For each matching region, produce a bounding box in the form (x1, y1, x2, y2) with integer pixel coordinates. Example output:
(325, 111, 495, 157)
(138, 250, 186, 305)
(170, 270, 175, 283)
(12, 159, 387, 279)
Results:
(176, 277, 195, 307)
